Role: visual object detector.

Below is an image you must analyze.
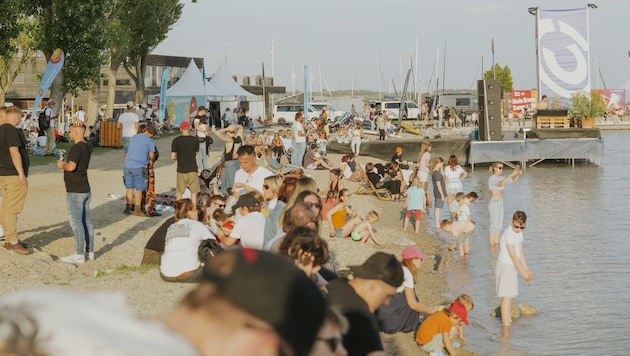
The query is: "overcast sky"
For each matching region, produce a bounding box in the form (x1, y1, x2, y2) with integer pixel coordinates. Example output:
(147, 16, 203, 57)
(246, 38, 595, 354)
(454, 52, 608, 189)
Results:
(154, 0, 630, 94)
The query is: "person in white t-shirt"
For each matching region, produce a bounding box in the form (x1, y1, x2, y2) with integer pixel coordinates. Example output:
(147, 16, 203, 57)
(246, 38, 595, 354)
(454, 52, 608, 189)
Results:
(222, 194, 266, 249)
(117, 101, 140, 154)
(291, 112, 307, 166)
(496, 210, 533, 328)
(233, 144, 273, 194)
(43, 99, 59, 155)
(75, 106, 86, 122)
(160, 198, 215, 282)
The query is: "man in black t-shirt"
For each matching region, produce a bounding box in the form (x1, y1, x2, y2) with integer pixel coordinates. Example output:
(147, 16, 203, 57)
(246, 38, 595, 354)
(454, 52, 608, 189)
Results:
(57, 123, 94, 264)
(0, 106, 31, 255)
(326, 252, 403, 356)
(171, 121, 200, 205)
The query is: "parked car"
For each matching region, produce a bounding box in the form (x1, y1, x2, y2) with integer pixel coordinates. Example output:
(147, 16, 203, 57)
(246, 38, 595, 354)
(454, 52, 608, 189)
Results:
(272, 102, 344, 125)
(376, 100, 421, 120)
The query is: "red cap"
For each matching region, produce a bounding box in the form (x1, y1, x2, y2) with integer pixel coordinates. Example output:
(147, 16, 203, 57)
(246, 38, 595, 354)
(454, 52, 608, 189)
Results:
(449, 302, 469, 325)
(180, 121, 190, 130)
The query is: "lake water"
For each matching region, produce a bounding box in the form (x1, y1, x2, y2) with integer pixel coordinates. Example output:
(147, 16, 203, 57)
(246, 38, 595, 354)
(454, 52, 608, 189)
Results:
(433, 130, 630, 355)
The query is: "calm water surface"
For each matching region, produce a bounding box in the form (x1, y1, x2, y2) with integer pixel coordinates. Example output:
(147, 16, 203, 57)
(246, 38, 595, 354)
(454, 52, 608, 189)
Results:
(432, 130, 630, 355)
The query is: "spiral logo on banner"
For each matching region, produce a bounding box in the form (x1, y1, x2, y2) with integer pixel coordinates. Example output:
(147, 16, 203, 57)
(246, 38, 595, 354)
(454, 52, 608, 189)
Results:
(537, 8, 590, 103)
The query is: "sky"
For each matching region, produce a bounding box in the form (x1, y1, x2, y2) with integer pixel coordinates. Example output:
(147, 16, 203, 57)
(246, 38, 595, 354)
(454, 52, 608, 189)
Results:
(154, 0, 630, 95)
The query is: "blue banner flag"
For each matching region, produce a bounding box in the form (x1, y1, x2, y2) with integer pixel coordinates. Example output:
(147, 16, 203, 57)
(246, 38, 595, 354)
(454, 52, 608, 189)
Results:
(159, 68, 170, 120)
(32, 49, 64, 118)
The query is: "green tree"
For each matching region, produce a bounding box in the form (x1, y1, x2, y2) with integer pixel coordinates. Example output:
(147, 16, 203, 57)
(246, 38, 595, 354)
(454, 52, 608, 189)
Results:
(26, 0, 108, 114)
(0, 3, 38, 105)
(104, 0, 183, 118)
(123, 0, 183, 105)
(483, 63, 514, 92)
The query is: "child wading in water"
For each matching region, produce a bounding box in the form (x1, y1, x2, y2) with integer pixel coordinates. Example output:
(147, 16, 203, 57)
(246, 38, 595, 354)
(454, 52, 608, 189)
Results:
(496, 210, 533, 328)
(403, 177, 427, 233)
(441, 219, 476, 257)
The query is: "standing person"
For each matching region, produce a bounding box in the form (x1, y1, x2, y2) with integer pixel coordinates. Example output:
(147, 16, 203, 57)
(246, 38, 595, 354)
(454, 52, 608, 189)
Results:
(376, 112, 386, 141)
(75, 106, 87, 123)
(117, 101, 140, 155)
(171, 121, 200, 206)
(123, 126, 156, 216)
(221, 107, 234, 127)
(402, 177, 426, 234)
(0, 106, 31, 255)
(350, 124, 363, 156)
(496, 211, 533, 328)
(142, 142, 160, 217)
(431, 157, 446, 229)
(488, 162, 521, 245)
(193, 106, 211, 170)
(444, 155, 467, 208)
(43, 99, 59, 156)
(57, 123, 94, 263)
(375, 246, 437, 334)
(215, 124, 244, 194)
(291, 112, 307, 166)
(416, 142, 432, 206)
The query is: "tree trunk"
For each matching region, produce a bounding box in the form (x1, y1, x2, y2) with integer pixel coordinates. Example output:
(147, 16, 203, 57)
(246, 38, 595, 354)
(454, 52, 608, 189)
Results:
(134, 55, 146, 104)
(0, 90, 5, 106)
(86, 81, 99, 127)
(106, 64, 118, 119)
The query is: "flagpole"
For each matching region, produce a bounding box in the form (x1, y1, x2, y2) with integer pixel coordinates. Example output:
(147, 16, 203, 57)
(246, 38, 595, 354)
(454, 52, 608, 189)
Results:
(492, 38, 496, 80)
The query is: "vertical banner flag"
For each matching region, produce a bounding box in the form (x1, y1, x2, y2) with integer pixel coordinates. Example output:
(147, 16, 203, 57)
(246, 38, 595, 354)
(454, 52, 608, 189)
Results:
(159, 68, 170, 120)
(396, 69, 412, 131)
(32, 48, 64, 118)
(304, 65, 309, 120)
(537, 8, 589, 105)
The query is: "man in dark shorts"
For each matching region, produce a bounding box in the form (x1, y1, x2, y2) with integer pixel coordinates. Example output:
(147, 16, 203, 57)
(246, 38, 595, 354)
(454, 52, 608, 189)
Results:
(326, 252, 403, 355)
(123, 126, 156, 216)
(171, 121, 199, 205)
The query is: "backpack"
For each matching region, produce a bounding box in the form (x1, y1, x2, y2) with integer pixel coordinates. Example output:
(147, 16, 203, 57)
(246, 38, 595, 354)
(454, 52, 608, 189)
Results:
(38, 111, 50, 130)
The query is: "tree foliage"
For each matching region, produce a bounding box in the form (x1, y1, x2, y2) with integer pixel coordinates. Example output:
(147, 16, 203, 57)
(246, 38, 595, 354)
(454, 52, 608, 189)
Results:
(483, 63, 513, 92)
(123, 0, 183, 103)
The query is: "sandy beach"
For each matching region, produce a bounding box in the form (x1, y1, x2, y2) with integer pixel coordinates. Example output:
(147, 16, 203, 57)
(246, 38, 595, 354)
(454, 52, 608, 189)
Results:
(0, 131, 479, 355)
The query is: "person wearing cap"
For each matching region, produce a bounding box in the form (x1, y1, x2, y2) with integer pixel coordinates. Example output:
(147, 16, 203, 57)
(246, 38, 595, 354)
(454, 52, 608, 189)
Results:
(375, 246, 438, 334)
(415, 301, 469, 356)
(221, 193, 266, 249)
(326, 252, 403, 356)
(0, 249, 325, 356)
(117, 101, 140, 155)
(123, 125, 156, 216)
(171, 121, 200, 206)
(160, 198, 215, 282)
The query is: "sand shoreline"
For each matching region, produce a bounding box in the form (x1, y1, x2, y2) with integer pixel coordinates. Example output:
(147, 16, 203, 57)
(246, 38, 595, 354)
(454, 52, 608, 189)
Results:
(0, 132, 478, 355)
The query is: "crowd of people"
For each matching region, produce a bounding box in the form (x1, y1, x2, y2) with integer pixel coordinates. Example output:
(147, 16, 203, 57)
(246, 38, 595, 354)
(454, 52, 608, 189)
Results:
(0, 101, 533, 355)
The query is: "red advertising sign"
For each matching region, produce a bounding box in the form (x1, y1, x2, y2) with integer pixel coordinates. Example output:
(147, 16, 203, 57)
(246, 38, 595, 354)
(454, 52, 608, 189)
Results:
(511, 90, 535, 116)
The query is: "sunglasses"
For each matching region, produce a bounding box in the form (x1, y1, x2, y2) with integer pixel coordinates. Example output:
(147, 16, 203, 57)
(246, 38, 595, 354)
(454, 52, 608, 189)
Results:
(304, 202, 322, 210)
(316, 337, 343, 352)
(514, 224, 526, 230)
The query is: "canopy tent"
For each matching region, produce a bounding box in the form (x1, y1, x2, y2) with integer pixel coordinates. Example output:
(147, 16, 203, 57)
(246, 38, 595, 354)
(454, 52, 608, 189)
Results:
(206, 63, 258, 102)
(165, 59, 208, 124)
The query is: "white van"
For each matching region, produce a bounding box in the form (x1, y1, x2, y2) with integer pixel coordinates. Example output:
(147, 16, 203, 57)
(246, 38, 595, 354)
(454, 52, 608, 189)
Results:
(377, 101, 421, 120)
(272, 102, 344, 124)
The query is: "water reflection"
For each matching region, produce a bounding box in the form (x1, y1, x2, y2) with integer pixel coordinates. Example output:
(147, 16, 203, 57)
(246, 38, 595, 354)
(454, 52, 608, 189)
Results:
(432, 131, 630, 355)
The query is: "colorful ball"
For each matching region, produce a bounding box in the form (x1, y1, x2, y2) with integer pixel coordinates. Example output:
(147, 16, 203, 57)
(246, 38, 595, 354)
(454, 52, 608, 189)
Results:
(351, 232, 361, 241)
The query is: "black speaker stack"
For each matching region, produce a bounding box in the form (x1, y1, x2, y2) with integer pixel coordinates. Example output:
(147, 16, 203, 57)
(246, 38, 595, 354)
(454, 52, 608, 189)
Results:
(477, 80, 503, 141)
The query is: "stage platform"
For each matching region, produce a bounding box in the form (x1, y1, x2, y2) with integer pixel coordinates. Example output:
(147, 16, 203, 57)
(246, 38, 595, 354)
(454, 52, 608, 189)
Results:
(327, 128, 603, 168)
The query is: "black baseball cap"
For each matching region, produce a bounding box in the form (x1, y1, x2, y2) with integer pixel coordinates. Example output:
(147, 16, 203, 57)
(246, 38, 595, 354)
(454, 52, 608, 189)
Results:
(348, 252, 404, 287)
(202, 249, 325, 355)
(233, 193, 259, 209)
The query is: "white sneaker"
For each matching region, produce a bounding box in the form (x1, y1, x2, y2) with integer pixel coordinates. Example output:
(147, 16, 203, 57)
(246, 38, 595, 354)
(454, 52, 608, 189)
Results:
(60, 254, 85, 264)
(86, 252, 95, 261)
(0, 225, 4, 240)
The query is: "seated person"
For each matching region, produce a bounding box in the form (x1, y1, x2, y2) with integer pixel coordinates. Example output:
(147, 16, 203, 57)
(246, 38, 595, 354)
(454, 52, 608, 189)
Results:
(366, 162, 402, 201)
(160, 199, 216, 283)
(303, 143, 332, 170)
(141, 215, 176, 265)
(221, 194, 266, 250)
(339, 153, 363, 182)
